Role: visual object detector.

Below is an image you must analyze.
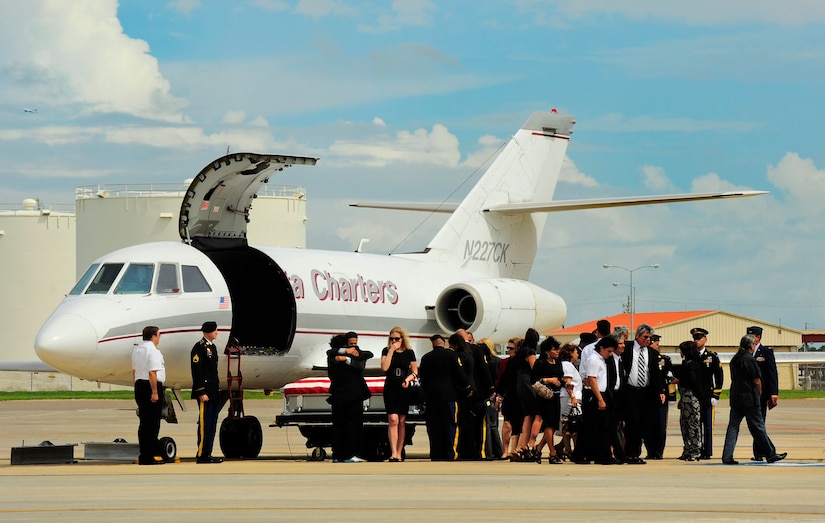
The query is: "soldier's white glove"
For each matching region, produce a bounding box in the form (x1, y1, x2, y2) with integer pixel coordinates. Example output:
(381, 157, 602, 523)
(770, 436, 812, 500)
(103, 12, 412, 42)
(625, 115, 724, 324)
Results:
(711, 397, 718, 407)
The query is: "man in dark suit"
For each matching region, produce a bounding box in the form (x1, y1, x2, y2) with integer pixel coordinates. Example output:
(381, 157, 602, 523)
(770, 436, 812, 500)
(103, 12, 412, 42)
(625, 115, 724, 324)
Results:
(327, 331, 373, 463)
(747, 325, 779, 461)
(620, 323, 666, 464)
(721, 334, 786, 464)
(419, 334, 472, 461)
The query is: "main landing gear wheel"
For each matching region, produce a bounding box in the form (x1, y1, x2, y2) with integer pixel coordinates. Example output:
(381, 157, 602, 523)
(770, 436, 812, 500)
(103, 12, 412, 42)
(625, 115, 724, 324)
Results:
(158, 436, 177, 462)
(219, 416, 263, 459)
(310, 447, 327, 461)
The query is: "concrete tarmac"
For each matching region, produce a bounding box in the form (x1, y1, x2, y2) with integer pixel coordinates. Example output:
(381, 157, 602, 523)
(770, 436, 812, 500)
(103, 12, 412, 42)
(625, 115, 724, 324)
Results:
(1, 397, 824, 522)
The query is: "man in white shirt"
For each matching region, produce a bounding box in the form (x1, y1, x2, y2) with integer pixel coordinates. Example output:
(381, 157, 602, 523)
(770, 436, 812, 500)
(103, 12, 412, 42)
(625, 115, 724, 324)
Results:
(132, 325, 166, 465)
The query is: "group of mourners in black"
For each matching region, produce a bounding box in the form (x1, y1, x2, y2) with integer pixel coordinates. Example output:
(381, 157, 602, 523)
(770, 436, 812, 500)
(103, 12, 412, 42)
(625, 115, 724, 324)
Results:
(326, 320, 784, 465)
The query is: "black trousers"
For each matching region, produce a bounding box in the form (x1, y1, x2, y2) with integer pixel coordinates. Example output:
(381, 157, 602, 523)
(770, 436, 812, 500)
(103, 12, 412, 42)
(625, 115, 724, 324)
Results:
(196, 398, 221, 459)
(424, 400, 459, 461)
(331, 399, 364, 461)
(624, 386, 659, 459)
(135, 380, 163, 461)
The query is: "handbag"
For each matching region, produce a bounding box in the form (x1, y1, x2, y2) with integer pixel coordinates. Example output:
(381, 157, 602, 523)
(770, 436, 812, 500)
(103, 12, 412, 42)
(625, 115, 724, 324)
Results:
(564, 405, 582, 434)
(531, 381, 555, 400)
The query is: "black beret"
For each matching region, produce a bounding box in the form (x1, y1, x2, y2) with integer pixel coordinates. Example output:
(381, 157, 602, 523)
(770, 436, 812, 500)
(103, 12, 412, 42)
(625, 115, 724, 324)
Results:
(201, 321, 218, 333)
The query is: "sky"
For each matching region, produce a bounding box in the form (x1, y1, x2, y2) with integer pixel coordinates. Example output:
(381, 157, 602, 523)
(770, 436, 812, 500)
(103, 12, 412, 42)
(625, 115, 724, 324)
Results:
(1, 0, 825, 332)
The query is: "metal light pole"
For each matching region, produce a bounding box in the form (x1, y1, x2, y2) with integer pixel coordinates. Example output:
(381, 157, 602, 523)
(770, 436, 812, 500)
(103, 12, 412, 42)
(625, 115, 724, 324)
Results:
(603, 263, 660, 333)
(612, 282, 632, 314)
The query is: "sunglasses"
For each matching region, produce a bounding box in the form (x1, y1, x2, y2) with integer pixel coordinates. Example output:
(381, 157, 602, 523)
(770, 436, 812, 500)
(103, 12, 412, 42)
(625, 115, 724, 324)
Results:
(507, 346, 516, 350)
(389, 337, 402, 342)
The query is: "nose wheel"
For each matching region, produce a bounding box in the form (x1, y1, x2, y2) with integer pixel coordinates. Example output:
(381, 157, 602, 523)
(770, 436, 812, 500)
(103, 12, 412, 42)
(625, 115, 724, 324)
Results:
(158, 436, 177, 462)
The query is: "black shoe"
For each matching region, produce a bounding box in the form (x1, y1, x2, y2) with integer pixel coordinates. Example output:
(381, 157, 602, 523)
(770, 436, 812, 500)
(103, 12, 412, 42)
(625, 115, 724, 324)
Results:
(677, 454, 687, 461)
(722, 458, 739, 465)
(700, 454, 712, 460)
(197, 456, 223, 464)
(750, 456, 764, 462)
(766, 452, 787, 463)
(572, 457, 591, 465)
(597, 458, 620, 465)
(625, 456, 646, 464)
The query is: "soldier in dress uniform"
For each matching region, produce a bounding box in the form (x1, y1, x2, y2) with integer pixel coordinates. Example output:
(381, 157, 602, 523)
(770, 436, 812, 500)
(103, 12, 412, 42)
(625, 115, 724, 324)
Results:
(648, 333, 672, 459)
(190, 321, 223, 463)
(691, 327, 723, 459)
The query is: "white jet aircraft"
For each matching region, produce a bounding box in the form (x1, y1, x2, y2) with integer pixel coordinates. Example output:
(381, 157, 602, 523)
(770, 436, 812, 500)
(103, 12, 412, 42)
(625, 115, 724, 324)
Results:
(34, 109, 768, 457)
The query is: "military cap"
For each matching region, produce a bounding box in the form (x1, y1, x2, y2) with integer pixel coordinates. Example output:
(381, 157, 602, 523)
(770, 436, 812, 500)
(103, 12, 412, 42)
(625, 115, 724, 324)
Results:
(429, 334, 446, 342)
(650, 334, 661, 342)
(201, 321, 218, 333)
(690, 327, 709, 340)
(746, 326, 763, 336)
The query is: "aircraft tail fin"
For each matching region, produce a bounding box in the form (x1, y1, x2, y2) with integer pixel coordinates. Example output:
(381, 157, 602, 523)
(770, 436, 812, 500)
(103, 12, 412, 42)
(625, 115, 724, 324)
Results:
(401, 110, 575, 280)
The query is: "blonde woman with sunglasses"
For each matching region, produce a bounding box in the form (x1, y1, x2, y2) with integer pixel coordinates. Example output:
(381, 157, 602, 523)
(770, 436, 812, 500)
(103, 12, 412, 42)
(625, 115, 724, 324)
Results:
(381, 326, 418, 462)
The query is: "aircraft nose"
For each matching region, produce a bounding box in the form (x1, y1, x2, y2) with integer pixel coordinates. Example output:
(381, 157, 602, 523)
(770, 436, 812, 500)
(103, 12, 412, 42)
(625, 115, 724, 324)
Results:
(34, 313, 99, 375)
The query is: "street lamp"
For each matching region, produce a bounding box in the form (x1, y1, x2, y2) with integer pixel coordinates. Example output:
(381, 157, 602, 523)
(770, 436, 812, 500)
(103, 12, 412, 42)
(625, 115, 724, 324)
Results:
(612, 282, 632, 315)
(603, 263, 660, 333)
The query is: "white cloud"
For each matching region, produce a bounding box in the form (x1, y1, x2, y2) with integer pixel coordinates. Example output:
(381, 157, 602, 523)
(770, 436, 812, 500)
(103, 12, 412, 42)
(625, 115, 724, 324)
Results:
(372, 117, 386, 127)
(166, 0, 202, 16)
(767, 152, 825, 209)
(560, 157, 599, 188)
(642, 165, 674, 192)
(329, 123, 460, 168)
(358, 0, 435, 32)
(222, 110, 247, 124)
(0, 1, 188, 123)
(249, 0, 290, 12)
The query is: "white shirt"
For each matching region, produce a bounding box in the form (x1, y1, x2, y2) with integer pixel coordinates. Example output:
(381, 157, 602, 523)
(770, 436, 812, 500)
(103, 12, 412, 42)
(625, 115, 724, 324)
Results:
(560, 360, 582, 400)
(580, 353, 607, 392)
(132, 340, 166, 383)
(579, 341, 598, 369)
(628, 341, 648, 388)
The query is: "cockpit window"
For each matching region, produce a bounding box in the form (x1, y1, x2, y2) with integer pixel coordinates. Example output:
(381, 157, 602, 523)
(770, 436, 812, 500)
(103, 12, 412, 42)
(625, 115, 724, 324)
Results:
(182, 265, 212, 292)
(86, 263, 125, 294)
(156, 263, 180, 294)
(114, 263, 154, 294)
(69, 263, 100, 295)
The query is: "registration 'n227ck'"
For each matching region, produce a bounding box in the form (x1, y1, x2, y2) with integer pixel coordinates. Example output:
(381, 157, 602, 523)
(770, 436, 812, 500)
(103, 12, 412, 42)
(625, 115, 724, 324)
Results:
(464, 240, 509, 263)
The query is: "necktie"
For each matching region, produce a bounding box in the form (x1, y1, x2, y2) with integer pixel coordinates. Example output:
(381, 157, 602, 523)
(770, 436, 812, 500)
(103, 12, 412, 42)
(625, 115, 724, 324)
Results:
(637, 349, 647, 387)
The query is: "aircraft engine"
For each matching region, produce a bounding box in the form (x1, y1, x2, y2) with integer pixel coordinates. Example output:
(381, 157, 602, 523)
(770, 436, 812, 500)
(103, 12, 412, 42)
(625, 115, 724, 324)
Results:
(433, 279, 567, 341)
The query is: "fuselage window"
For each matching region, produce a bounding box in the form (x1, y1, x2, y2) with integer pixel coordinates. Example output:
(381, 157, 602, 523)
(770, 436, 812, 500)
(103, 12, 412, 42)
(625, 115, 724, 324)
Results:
(156, 263, 180, 294)
(115, 263, 154, 294)
(182, 265, 212, 292)
(69, 263, 100, 295)
(86, 263, 125, 294)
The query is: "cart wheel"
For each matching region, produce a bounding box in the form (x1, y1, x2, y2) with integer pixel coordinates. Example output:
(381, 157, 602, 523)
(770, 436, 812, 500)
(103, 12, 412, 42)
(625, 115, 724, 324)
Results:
(220, 416, 263, 459)
(310, 447, 327, 461)
(158, 437, 177, 462)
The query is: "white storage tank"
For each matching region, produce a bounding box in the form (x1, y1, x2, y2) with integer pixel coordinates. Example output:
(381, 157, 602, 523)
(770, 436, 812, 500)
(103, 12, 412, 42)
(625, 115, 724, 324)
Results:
(0, 199, 76, 363)
(75, 183, 307, 276)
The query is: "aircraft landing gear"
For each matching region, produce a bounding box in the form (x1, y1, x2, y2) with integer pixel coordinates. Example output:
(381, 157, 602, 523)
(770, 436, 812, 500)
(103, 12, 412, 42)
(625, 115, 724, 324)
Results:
(158, 436, 177, 462)
(219, 416, 262, 458)
(217, 337, 263, 459)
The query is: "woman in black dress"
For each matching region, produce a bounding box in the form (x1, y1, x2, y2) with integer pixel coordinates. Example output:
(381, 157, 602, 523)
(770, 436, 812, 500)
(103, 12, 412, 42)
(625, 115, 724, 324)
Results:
(531, 336, 564, 463)
(380, 326, 418, 462)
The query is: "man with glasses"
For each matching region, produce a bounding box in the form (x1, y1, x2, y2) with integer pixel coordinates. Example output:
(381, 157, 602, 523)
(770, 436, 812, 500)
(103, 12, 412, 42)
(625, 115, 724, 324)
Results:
(620, 324, 666, 465)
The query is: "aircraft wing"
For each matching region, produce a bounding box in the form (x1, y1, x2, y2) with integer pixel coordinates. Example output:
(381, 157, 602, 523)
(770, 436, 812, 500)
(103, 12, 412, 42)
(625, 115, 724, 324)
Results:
(350, 191, 767, 215)
(664, 351, 825, 364)
(349, 202, 457, 213)
(483, 190, 768, 214)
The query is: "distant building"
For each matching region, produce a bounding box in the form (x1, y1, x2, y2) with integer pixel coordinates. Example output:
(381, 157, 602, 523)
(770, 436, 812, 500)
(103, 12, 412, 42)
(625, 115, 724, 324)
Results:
(549, 310, 805, 390)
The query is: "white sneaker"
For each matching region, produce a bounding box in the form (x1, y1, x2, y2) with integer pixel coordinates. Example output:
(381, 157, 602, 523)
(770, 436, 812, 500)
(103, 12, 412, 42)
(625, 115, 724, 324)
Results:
(348, 456, 366, 462)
